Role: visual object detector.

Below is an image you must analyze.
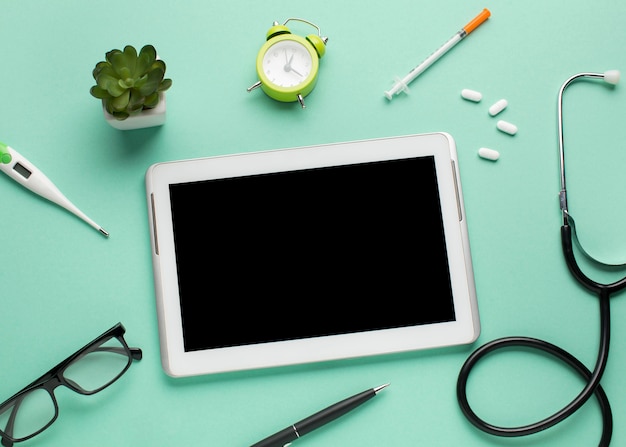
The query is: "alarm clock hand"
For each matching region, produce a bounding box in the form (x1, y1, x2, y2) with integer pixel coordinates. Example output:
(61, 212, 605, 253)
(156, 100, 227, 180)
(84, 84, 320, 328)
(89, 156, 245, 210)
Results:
(283, 50, 293, 72)
(290, 66, 304, 77)
(283, 52, 303, 77)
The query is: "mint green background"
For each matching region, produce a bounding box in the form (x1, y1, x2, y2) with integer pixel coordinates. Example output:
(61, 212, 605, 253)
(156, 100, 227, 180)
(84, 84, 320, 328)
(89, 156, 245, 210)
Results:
(2, 1, 626, 445)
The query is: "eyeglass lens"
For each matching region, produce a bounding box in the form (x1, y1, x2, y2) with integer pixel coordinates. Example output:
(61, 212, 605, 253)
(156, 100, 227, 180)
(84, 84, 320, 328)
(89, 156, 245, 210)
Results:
(0, 389, 56, 442)
(0, 336, 131, 443)
(63, 337, 131, 393)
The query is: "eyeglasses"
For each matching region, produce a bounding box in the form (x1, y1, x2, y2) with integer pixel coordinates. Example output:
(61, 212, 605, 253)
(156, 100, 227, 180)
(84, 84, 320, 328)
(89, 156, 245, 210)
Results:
(0, 323, 142, 447)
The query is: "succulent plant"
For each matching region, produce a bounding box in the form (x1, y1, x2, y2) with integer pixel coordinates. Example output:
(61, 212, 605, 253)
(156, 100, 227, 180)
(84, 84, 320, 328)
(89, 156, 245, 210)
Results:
(90, 44, 172, 121)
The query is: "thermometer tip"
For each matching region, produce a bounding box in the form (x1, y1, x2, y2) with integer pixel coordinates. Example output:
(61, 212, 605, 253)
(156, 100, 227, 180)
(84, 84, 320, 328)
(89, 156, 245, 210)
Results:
(99, 228, 110, 237)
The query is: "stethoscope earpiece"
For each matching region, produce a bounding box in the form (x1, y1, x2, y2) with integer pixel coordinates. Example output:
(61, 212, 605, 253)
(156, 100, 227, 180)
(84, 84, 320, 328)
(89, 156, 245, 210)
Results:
(603, 69, 620, 85)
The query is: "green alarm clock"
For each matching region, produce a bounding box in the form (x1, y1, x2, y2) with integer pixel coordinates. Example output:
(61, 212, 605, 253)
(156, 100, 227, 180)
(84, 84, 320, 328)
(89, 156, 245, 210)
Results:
(247, 18, 328, 108)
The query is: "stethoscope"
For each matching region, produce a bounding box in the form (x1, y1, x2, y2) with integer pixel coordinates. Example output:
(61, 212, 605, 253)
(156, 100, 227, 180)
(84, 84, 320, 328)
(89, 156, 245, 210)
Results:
(456, 70, 626, 447)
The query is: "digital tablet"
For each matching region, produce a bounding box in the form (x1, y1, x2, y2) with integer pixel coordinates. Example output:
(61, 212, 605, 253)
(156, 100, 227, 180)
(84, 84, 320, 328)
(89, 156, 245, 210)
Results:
(145, 132, 480, 377)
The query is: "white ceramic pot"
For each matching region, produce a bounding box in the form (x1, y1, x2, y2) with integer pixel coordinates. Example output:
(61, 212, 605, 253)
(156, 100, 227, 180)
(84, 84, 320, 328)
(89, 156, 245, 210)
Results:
(103, 92, 167, 130)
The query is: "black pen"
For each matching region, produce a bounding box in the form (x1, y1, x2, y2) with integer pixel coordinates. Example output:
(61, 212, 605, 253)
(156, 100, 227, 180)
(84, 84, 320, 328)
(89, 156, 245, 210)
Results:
(249, 383, 389, 447)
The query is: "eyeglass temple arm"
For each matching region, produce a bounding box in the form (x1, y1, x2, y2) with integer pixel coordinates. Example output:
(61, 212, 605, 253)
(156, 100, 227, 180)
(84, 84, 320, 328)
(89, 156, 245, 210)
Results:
(130, 348, 142, 360)
(92, 345, 142, 360)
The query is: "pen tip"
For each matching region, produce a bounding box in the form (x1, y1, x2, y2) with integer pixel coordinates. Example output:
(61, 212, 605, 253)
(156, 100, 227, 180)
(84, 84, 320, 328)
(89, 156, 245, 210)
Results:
(374, 383, 390, 393)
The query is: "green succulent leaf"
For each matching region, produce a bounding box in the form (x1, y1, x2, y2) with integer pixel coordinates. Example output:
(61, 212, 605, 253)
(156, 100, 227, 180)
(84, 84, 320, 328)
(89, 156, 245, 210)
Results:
(103, 99, 114, 114)
(104, 49, 122, 69)
(93, 63, 114, 82)
(104, 98, 127, 119)
(138, 67, 164, 96)
(111, 89, 131, 111)
(111, 110, 130, 121)
(118, 67, 133, 83)
(92, 61, 110, 80)
(90, 85, 111, 99)
(136, 45, 157, 76)
(118, 77, 135, 89)
(106, 80, 127, 97)
(152, 59, 166, 72)
(127, 89, 146, 112)
(158, 78, 173, 92)
(93, 63, 124, 97)
(123, 45, 138, 73)
(105, 48, 121, 61)
(144, 92, 159, 108)
(108, 46, 138, 78)
(133, 73, 149, 90)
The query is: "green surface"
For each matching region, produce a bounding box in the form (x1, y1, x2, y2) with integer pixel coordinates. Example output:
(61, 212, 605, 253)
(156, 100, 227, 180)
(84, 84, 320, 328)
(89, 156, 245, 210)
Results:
(1, 1, 625, 445)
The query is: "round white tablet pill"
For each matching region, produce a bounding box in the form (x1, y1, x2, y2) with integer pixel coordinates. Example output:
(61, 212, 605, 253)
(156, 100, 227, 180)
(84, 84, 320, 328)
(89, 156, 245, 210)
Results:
(478, 147, 500, 161)
(461, 89, 482, 102)
(488, 99, 508, 116)
(497, 120, 518, 135)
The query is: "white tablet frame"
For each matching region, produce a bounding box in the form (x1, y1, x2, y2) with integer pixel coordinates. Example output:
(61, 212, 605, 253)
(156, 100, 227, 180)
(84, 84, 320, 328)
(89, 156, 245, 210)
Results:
(145, 132, 480, 377)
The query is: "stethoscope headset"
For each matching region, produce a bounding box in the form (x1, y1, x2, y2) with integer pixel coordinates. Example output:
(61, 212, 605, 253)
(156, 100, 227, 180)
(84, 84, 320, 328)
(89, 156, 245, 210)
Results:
(456, 70, 625, 447)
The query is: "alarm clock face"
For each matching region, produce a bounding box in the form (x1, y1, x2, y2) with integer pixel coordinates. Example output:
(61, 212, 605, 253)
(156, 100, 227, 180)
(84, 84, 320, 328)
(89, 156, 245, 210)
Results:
(261, 39, 315, 88)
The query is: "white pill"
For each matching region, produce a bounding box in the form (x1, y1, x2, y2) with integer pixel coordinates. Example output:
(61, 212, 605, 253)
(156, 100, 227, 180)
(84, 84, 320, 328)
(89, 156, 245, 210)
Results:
(497, 120, 518, 135)
(461, 89, 482, 102)
(478, 147, 500, 161)
(488, 99, 508, 116)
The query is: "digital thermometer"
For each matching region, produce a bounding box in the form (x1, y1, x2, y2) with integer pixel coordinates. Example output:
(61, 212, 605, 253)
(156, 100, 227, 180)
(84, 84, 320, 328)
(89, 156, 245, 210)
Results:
(0, 141, 109, 237)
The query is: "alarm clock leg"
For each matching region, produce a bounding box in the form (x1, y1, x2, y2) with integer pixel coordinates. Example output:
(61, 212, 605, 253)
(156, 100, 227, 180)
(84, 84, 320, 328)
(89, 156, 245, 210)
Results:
(297, 94, 305, 108)
(247, 80, 262, 92)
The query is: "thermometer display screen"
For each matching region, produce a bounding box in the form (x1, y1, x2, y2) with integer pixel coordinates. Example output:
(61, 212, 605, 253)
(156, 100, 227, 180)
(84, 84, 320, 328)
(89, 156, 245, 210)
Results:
(13, 162, 32, 179)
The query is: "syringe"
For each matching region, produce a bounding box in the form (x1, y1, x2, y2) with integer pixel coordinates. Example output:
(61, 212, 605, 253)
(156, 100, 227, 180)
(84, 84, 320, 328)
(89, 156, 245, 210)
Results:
(384, 8, 491, 100)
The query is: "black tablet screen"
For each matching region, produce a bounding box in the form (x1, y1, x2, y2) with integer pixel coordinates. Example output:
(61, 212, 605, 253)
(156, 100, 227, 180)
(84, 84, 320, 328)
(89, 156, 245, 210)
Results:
(169, 156, 455, 352)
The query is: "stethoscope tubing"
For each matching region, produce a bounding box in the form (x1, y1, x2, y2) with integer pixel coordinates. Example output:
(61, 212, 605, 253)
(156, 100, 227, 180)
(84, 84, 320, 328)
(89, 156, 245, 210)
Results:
(562, 225, 626, 294)
(457, 286, 612, 445)
(456, 300, 612, 440)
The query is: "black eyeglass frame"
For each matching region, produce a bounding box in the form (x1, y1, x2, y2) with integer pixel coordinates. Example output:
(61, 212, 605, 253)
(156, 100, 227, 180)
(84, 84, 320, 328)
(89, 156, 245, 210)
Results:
(0, 322, 142, 446)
